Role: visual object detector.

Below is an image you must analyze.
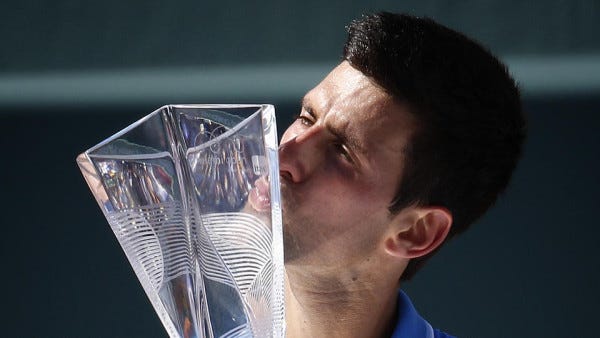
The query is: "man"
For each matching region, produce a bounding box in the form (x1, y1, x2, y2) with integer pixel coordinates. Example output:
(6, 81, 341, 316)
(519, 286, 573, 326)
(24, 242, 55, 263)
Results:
(278, 13, 525, 337)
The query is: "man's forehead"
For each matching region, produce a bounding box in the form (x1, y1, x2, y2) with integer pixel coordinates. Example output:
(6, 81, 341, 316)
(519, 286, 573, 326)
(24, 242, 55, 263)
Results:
(303, 64, 390, 116)
(302, 67, 414, 155)
(317, 63, 387, 103)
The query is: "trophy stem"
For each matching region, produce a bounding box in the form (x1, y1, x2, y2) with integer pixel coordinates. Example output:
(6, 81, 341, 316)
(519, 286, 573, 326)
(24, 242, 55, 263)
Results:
(161, 107, 207, 338)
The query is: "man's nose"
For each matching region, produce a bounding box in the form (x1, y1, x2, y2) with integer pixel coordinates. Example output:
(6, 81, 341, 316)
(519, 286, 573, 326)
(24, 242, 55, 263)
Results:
(278, 126, 324, 183)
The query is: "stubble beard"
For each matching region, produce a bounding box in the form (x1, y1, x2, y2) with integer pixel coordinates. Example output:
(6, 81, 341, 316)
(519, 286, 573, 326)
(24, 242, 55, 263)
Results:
(280, 182, 310, 264)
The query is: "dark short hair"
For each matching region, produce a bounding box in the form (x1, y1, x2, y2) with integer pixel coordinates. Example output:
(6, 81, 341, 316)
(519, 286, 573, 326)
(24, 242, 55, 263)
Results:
(343, 12, 526, 280)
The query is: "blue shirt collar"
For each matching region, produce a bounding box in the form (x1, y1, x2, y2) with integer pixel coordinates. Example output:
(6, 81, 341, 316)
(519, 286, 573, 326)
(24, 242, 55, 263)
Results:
(391, 290, 435, 338)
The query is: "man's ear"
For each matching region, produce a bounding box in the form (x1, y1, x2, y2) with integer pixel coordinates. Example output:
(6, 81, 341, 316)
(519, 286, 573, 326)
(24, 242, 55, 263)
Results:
(384, 207, 452, 259)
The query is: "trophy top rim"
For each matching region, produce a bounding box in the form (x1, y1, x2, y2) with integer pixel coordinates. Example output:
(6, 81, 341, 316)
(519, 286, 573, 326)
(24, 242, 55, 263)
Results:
(77, 103, 275, 159)
(166, 103, 274, 109)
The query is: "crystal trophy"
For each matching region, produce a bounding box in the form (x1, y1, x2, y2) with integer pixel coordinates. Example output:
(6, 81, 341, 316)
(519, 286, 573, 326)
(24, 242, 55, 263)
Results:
(77, 104, 285, 338)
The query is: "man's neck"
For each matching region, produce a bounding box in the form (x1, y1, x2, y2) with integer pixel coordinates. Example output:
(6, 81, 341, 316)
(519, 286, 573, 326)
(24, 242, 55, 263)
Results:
(284, 267, 399, 338)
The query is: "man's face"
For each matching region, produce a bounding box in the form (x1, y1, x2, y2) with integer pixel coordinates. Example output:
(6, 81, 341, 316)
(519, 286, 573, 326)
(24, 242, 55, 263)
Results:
(279, 61, 417, 273)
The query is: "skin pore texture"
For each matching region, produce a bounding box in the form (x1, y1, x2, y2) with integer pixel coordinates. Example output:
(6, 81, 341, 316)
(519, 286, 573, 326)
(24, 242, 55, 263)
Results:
(279, 61, 452, 337)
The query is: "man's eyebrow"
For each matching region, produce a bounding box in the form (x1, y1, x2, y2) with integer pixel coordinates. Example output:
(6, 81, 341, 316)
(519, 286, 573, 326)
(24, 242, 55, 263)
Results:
(301, 97, 320, 122)
(301, 97, 313, 115)
(302, 96, 365, 154)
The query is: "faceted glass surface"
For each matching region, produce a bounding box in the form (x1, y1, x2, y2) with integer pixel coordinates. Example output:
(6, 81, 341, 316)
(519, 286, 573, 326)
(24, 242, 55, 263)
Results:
(77, 104, 284, 338)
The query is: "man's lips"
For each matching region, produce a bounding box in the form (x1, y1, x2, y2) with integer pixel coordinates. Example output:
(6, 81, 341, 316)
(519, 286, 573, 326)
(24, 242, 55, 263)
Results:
(249, 176, 271, 212)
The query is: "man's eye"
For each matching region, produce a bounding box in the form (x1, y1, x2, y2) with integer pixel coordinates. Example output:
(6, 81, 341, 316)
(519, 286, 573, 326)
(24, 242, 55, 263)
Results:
(294, 114, 313, 127)
(334, 143, 353, 163)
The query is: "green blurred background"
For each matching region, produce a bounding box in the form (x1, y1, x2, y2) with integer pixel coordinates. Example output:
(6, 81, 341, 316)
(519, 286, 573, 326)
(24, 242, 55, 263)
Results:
(1, 1, 599, 337)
